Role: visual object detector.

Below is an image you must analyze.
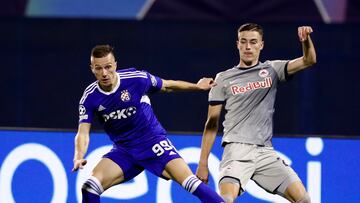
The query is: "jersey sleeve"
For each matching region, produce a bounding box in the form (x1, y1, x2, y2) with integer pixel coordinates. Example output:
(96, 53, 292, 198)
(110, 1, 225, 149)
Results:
(144, 71, 163, 94)
(269, 60, 290, 82)
(209, 72, 225, 105)
(78, 93, 94, 124)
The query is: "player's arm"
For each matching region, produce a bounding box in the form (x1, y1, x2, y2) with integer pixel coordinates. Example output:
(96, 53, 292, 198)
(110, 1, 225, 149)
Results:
(287, 26, 317, 75)
(160, 77, 216, 92)
(196, 104, 223, 183)
(72, 122, 91, 172)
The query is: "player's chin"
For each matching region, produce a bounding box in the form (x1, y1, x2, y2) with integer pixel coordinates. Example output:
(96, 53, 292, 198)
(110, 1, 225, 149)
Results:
(100, 81, 111, 87)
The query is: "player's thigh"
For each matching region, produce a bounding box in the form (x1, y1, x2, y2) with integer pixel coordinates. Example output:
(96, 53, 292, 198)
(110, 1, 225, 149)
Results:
(92, 158, 125, 190)
(283, 181, 307, 203)
(252, 148, 300, 195)
(219, 143, 256, 194)
(163, 158, 193, 183)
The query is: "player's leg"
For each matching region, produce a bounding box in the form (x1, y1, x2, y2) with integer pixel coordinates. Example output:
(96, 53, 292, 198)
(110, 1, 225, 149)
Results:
(218, 181, 240, 203)
(218, 143, 256, 203)
(163, 157, 225, 203)
(283, 181, 310, 203)
(81, 158, 124, 203)
(82, 145, 144, 203)
(251, 147, 310, 203)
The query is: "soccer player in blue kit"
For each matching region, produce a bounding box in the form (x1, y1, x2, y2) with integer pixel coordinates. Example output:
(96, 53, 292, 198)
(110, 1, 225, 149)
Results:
(196, 24, 316, 203)
(72, 45, 225, 203)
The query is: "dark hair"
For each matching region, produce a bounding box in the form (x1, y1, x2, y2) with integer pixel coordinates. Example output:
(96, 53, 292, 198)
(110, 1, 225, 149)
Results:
(238, 23, 264, 38)
(91, 44, 115, 58)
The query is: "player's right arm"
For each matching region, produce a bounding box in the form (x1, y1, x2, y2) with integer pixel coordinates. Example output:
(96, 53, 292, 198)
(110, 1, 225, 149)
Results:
(161, 77, 216, 92)
(72, 122, 91, 172)
(196, 104, 223, 183)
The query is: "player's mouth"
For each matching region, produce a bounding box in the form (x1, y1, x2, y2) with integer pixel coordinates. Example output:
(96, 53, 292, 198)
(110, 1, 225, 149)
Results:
(244, 52, 253, 56)
(101, 78, 110, 83)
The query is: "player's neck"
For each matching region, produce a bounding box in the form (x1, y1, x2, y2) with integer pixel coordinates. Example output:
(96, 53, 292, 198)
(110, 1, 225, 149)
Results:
(238, 59, 258, 68)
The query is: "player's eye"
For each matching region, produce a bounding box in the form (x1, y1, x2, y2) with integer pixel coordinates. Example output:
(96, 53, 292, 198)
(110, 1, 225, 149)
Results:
(104, 65, 112, 70)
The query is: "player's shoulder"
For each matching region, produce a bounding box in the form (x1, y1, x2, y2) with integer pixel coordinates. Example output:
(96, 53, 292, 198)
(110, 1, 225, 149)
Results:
(80, 81, 98, 104)
(83, 81, 98, 93)
(117, 67, 148, 79)
(215, 66, 239, 79)
(262, 60, 288, 68)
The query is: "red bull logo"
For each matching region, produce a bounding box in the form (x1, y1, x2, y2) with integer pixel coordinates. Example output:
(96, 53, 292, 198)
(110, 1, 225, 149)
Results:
(231, 77, 272, 95)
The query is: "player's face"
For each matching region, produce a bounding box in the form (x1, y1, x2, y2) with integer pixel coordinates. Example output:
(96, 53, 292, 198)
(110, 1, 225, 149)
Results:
(90, 53, 117, 90)
(237, 31, 264, 67)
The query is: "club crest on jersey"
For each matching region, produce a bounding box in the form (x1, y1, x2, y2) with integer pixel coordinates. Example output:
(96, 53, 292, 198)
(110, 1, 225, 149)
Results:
(120, 90, 131, 102)
(258, 69, 269, 78)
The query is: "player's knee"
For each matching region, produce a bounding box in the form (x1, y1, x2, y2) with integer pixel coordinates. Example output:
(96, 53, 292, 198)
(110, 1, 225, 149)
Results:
(221, 195, 235, 203)
(82, 176, 104, 196)
(296, 192, 311, 203)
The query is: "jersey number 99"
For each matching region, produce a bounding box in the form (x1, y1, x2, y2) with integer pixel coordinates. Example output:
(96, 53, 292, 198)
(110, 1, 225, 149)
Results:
(152, 140, 174, 156)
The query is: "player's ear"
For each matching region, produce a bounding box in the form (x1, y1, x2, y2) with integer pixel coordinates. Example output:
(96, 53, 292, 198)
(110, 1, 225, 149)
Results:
(260, 41, 264, 50)
(90, 65, 95, 74)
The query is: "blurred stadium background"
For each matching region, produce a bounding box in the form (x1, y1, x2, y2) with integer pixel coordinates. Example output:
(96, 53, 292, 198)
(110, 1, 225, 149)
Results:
(0, 0, 359, 202)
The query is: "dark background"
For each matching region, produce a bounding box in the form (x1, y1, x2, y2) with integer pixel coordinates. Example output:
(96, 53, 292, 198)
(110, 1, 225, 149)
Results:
(1, 18, 359, 136)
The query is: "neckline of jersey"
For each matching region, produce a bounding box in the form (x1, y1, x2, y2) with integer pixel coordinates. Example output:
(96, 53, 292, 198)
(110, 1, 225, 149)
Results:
(236, 62, 260, 70)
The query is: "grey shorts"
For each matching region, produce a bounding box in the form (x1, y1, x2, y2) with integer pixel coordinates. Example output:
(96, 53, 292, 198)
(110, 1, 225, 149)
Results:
(219, 142, 301, 196)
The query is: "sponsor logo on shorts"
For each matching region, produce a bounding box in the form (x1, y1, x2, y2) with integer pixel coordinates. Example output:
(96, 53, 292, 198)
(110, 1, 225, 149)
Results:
(231, 77, 272, 95)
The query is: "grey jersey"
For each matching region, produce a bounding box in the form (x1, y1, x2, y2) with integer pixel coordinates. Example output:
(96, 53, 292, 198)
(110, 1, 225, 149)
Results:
(209, 60, 289, 146)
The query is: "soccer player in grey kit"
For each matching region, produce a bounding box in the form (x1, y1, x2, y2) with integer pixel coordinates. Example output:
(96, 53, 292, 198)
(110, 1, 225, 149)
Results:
(72, 45, 224, 203)
(196, 23, 316, 203)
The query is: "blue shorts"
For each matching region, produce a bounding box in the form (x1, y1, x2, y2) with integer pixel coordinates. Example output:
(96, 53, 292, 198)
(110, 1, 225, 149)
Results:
(103, 135, 182, 182)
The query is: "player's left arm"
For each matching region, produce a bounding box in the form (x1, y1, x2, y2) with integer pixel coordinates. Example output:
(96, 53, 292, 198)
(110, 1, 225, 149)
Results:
(287, 26, 317, 75)
(160, 77, 216, 92)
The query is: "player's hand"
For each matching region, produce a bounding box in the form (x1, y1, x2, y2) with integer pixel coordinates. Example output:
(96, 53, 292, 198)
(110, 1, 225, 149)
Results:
(72, 159, 87, 172)
(196, 165, 209, 184)
(298, 26, 313, 42)
(197, 77, 217, 90)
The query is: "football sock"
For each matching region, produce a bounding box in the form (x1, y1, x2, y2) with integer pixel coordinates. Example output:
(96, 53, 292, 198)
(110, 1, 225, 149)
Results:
(182, 175, 224, 203)
(81, 176, 104, 203)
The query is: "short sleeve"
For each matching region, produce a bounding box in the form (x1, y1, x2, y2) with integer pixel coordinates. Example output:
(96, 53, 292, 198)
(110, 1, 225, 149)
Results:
(269, 60, 289, 81)
(209, 72, 225, 104)
(78, 94, 94, 124)
(144, 71, 163, 94)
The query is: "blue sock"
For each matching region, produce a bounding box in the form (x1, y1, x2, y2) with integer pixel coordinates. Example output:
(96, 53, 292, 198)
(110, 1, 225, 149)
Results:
(81, 176, 104, 203)
(81, 189, 100, 203)
(182, 175, 224, 203)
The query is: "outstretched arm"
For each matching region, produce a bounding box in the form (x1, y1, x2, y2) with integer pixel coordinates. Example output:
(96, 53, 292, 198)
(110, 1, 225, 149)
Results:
(196, 104, 222, 183)
(287, 26, 317, 75)
(161, 77, 216, 92)
(72, 123, 91, 172)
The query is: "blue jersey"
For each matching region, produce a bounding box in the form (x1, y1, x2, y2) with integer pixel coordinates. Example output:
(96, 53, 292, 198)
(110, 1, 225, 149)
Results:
(78, 68, 166, 146)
